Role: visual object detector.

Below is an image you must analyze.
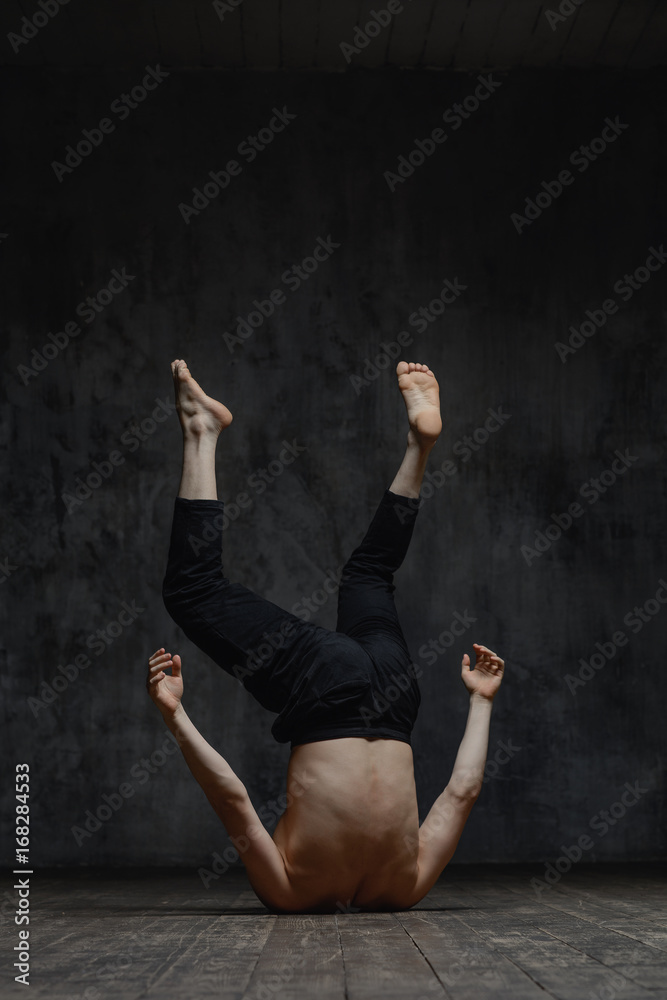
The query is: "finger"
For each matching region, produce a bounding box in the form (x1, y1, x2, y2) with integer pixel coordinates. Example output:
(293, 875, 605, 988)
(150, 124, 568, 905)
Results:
(171, 654, 182, 677)
(461, 653, 470, 668)
(149, 660, 172, 674)
(486, 653, 504, 668)
(149, 647, 165, 661)
(473, 643, 495, 656)
(473, 643, 503, 664)
(149, 671, 165, 685)
(149, 652, 172, 667)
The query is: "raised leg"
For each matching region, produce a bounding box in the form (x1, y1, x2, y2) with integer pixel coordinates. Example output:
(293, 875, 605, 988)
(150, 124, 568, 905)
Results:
(336, 362, 441, 649)
(389, 361, 441, 497)
(162, 360, 317, 716)
(170, 358, 233, 500)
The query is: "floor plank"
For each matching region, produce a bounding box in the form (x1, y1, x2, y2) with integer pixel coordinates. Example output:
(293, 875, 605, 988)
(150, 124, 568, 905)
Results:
(337, 912, 445, 999)
(1, 864, 665, 1000)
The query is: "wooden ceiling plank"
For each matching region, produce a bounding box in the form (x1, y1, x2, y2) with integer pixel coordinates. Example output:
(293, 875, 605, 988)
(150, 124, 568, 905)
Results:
(452, 0, 511, 69)
(34, 0, 103, 68)
(520, 0, 573, 66)
(2, 0, 61, 65)
(352, 0, 395, 69)
(197, 0, 244, 68)
(242, 0, 280, 69)
(422, 0, 470, 69)
(626, 0, 667, 67)
(0, 0, 27, 40)
(2, 0, 666, 71)
(596, 0, 658, 67)
(109, 0, 161, 69)
(317, 0, 362, 70)
(487, 0, 546, 68)
(559, 0, 619, 67)
(281, 0, 320, 69)
(51, 0, 162, 70)
(14, 0, 82, 68)
(386, 0, 435, 68)
(152, 0, 203, 69)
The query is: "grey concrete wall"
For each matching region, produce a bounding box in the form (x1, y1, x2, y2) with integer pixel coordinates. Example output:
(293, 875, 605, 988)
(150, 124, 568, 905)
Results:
(1, 67, 665, 869)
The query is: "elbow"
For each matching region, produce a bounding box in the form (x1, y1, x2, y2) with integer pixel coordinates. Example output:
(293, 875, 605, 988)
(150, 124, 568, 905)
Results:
(223, 779, 248, 804)
(447, 778, 483, 804)
(207, 777, 247, 808)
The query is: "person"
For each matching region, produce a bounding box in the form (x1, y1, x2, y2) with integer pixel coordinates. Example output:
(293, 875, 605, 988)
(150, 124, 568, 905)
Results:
(147, 358, 505, 913)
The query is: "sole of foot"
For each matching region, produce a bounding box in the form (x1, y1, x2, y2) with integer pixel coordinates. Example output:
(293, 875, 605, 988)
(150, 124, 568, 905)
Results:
(396, 361, 442, 447)
(170, 359, 233, 437)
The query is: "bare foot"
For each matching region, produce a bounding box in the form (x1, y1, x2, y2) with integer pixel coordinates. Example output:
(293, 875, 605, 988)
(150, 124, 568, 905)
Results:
(170, 359, 233, 438)
(396, 361, 442, 448)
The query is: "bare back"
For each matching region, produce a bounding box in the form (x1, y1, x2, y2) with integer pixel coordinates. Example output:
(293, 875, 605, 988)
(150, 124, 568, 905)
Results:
(270, 737, 420, 912)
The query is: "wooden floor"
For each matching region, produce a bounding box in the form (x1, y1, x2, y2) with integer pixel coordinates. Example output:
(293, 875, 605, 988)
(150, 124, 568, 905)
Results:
(3, 864, 666, 999)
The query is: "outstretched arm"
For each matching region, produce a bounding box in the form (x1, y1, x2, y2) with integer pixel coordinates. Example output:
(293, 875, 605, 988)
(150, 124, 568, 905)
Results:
(146, 648, 295, 910)
(407, 643, 505, 905)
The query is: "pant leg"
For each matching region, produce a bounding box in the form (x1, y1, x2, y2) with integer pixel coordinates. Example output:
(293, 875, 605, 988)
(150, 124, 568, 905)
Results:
(335, 488, 423, 735)
(335, 488, 422, 654)
(162, 497, 320, 713)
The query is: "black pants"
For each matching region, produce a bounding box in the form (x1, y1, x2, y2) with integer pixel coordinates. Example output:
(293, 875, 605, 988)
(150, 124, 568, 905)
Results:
(162, 489, 422, 749)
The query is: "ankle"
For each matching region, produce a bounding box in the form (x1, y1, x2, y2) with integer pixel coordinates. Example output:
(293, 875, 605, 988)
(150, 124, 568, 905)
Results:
(181, 422, 220, 445)
(407, 429, 437, 456)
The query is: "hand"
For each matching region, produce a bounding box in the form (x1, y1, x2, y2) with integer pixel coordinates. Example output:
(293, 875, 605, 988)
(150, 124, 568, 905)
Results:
(461, 643, 505, 701)
(147, 647, 184, 717)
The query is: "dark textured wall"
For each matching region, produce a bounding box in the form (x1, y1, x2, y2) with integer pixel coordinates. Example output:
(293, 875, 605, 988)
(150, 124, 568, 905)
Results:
(2, 66, 665, 870)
